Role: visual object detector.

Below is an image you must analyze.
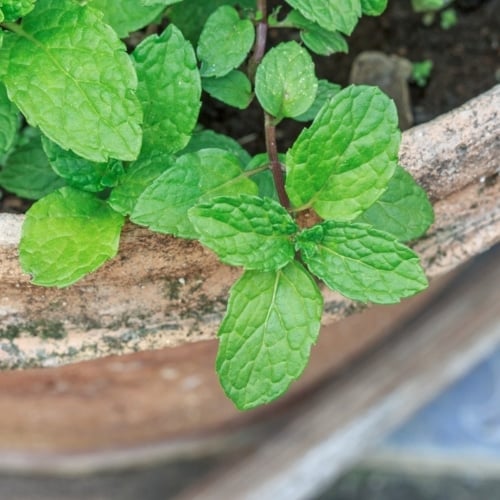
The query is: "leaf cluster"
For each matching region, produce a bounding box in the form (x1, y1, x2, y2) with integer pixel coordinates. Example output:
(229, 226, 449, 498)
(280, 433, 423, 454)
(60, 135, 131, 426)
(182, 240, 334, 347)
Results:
(0, 0, 434, 410)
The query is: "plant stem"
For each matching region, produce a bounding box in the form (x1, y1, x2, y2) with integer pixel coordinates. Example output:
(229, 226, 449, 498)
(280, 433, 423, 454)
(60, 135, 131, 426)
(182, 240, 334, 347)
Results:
(248, 0, 268, 82)
(249, 0, 290, 209)
(265, 113, 290, 209)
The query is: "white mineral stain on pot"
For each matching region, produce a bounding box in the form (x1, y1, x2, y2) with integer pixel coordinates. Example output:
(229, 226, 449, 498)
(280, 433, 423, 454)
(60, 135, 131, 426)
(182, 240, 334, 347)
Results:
(181, 375, 202, 391)
(160, 367, 179, 380)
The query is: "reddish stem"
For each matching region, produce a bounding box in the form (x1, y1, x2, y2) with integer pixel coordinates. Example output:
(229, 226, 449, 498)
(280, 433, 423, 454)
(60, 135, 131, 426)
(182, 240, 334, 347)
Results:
(265, 114, 290, 209)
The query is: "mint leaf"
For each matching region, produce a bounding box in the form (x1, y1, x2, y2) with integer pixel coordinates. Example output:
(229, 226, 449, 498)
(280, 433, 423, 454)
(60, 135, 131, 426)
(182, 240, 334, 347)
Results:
(285, 10, 348, 56)
(285, 0, 362, 35)
(255, 41, 317, 119)
(131, 149, 258, 238)
(180, 128, 251, 166)
(133, 25, 201, 156)
(19, 187, 125, 287)
(0, 82, 19, 156)
(42, 137, 124, 193)
(89, 0, 165, 38)
(217, 260, 323, 410)
(108, 151, 174, 216)
(245, 153, 280, 201)
(0, 128, 65, 199)
(294, 79, 341, 122)
(167, 1, 256, 44)
(141, 0, 182, 6)
(286, 85, 400, 220)
(355, 166, 434, 241)
(202, 70, 252, 109)
(0, 0, 142, 162)
(412, 0, 446, 12)
(361, 0, 388, 15)
(0, 0, 36, 22)
(189, 194, 298, 271)
(297, 221, 428, 304)
(197, 5, 255, 78)
(0, 0, 142, 161)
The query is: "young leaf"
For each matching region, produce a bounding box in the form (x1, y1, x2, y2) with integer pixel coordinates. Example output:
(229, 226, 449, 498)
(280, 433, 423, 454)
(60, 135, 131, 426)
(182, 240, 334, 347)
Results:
(0, 128, 65, 200)
(255, 41, 318, 119)
(0, 0, 142, 162)
(202, 70, 252, 109)
(297, 221, 428, 304)
(42, 137, 124, 193)
(189, 194, 298, 271)
(131, 149, 257, 238)
(355, 166, 434, 241)
(0, 82, 19, 157)
(286, 85, 400, 220)
(180, 129, 251, 166)
(294, 79, 341, 122)
(132, 25, 201, 156)
(0, 0, 36, 22)
(284, 0, 362, 35)
(19, 187, 125, 287)
(217, 260, 323, 410)
(107, 152, 174, 216)
(89, 0, 165, 38)
(361, 0, 388, 16)
(284, 10, 348, 56)
(197, 5, 255, 78)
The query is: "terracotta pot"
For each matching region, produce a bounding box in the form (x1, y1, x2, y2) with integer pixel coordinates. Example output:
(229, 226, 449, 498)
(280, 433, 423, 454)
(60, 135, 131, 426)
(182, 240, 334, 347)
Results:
(0, 86, 498, 472)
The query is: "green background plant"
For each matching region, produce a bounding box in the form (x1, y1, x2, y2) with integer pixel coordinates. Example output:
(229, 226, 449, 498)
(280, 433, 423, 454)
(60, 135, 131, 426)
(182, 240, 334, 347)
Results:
(0, 0, 434, 410)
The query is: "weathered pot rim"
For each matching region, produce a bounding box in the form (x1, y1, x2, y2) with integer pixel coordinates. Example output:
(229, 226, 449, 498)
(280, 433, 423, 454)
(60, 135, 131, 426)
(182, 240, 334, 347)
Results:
(0, 85, 499, 369)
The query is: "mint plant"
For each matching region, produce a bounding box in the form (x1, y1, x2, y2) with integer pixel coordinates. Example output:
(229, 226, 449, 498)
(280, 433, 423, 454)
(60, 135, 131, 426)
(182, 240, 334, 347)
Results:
(0, 0, 434, 410)
(411, 0, 458, 27)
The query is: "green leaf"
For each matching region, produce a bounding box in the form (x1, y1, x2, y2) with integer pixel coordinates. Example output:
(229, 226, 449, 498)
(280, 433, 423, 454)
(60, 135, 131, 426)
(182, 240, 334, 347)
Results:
(141, 0, 182, 6)
(411, 0, 447, 12)
(89, 0, 165, 38)
(297, 221, 428, 304)
(217, 260, 323, 410)
(294, 79, 341, 122)
(0, 0, 142, 162)
(42, 137, 124, 193)
(285, 10, 348, 56)
(132, 25, 201, 156)
(361, 0, 388, 15)
(0, 128, 65, 199)
(107, 151, 174, 216)
(0, 82, 19, 157)
(244, 153, 280, 201)
(202, 70, 252, 109)
(0, 0, 36, 22)
(140, 0, 182, 8)
(180, 128, 251, 166)
(167, 1, 255, 44)
(197, 5, 255, 78)
(355, 166, 434, 241)
(255, 41, 318, 119)
(131, 149, 258, 238)
(19, 186, 125, 287)
(189, 194, 297, 271)
(286, 85, 400, 220)
(284, 0, 362, 35)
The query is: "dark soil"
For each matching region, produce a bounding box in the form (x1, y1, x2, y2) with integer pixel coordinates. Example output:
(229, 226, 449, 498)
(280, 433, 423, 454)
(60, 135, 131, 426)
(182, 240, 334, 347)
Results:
(1, 0, 498, 212)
